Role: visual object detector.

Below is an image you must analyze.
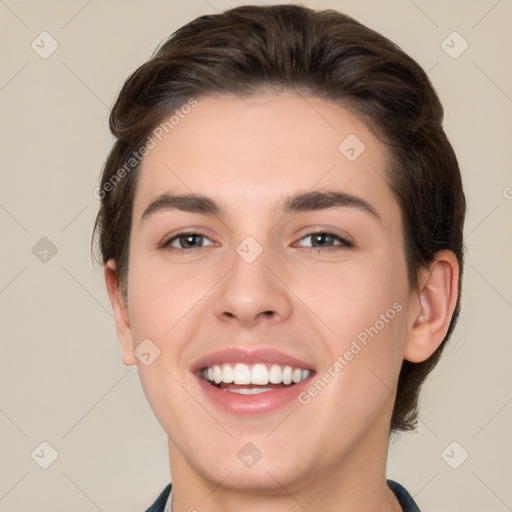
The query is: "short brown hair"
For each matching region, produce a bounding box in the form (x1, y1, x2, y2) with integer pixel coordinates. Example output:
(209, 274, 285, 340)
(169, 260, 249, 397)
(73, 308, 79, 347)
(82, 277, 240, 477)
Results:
(92, 4, 466, 434)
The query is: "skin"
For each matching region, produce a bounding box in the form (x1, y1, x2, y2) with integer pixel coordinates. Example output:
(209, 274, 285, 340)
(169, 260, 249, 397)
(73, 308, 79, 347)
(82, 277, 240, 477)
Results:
(105, 91, 459, 512)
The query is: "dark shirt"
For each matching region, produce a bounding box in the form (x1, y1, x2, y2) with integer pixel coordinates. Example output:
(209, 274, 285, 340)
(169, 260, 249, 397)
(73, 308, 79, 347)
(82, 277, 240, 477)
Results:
(144, 479, 420, 511)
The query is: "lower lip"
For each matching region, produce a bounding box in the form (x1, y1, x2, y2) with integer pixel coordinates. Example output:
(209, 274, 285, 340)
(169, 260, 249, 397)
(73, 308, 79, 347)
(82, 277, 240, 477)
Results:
(194, 373, 313, 416)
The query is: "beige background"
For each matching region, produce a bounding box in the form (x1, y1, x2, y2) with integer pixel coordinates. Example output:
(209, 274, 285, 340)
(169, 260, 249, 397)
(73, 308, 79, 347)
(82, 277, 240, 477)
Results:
(1, 0, 511, 510)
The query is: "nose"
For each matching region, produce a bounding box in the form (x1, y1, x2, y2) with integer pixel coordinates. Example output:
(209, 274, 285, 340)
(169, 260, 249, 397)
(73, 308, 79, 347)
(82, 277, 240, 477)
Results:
(213, 243, 293, 328)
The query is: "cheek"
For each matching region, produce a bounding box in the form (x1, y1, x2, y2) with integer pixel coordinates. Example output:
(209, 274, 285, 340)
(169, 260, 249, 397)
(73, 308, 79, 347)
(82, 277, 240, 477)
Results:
(124, 266, 196, 423)
(125, 247, 189, 339)
(328, 259, 409, 397)
(296, 255, 409, 413)
(302, 291, 408, 438)
(293, 256, 407, 343)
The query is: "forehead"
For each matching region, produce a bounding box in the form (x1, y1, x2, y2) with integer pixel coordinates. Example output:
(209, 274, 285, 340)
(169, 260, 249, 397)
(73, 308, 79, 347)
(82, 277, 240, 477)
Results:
(133, 92, 399, 225)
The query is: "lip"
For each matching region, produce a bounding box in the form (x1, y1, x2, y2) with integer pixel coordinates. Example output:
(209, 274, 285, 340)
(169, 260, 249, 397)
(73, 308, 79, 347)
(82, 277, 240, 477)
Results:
(194, 372, 314, 415)
(191, 347, 316, 416)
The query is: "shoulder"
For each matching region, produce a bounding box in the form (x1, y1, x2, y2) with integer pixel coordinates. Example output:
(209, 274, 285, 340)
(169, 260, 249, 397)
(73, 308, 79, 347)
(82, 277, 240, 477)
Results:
(387, 479, 421, 512)
(144, 482, 172, 512)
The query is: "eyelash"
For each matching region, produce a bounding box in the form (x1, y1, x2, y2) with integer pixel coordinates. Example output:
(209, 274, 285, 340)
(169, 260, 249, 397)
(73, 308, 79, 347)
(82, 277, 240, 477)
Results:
(160, 231, 353, 252)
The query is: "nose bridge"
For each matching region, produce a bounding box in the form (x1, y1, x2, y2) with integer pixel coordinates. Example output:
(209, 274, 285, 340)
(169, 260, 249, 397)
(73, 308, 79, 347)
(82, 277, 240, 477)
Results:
(214, 234, 293, 326)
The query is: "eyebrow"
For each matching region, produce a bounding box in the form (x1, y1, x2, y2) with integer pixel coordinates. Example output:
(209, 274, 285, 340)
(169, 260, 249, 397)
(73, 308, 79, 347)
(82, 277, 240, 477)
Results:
(140, 190, 381, 224)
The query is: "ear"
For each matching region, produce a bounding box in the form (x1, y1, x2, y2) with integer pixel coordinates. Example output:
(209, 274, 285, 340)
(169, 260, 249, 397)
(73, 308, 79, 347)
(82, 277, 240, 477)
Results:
(104, 259, 136, 366)
(404, 250, 460, 363)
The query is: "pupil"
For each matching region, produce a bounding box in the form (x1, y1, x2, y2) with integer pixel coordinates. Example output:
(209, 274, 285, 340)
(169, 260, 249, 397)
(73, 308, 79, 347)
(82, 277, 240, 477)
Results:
(182, 234, 201, 248)
(314, 233, 331, 246)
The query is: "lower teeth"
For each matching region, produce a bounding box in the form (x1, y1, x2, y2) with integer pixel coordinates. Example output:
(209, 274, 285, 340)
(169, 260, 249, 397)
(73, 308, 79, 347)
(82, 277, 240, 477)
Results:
(224, 387, 275, 394)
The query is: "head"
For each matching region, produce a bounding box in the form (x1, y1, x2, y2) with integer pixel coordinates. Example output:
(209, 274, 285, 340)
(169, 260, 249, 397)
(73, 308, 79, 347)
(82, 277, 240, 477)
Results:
(92, 3, 465, 493)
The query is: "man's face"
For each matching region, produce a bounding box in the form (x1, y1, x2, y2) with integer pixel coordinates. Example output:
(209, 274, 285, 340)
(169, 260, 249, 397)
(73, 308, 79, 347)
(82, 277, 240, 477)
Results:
(119, 92, 414, 491)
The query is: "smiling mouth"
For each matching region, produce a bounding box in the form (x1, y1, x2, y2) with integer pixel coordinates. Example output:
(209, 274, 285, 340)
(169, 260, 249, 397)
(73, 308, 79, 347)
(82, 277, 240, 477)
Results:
(199, 362, 313, 394)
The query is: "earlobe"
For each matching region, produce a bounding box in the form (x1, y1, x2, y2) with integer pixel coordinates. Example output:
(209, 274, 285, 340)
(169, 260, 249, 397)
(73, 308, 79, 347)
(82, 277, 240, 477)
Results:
(104, 259, 136, 366)
(404, 250, 460, 363)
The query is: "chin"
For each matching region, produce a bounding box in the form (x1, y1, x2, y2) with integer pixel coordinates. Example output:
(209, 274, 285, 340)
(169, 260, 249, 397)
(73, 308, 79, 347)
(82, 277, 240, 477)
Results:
(200, 461, 307, 495)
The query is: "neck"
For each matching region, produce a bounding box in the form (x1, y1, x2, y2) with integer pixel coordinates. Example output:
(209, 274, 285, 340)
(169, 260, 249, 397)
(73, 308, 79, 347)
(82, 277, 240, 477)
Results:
(166, 412, 402, 512)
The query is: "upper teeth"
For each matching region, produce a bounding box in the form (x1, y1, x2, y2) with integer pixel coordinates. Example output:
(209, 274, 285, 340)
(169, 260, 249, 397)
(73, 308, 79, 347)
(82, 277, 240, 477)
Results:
(201, 363, 311, 386)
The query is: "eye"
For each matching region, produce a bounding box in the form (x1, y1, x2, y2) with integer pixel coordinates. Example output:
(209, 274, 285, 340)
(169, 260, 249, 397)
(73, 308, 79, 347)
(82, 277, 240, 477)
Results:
(160, 230, 351, 252)
(161, 232, 214, 251)
(295, 231, 352, 250)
